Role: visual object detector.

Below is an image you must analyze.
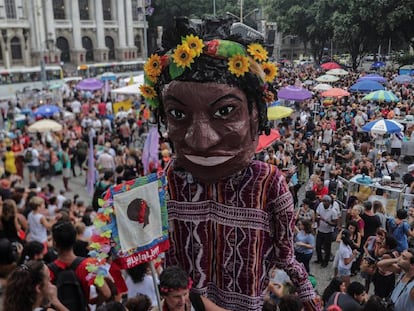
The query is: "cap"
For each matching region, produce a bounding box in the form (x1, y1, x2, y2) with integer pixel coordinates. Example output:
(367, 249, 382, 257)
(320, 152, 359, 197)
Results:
(322, 195, 332, 202)
(408, 164, 414, 172)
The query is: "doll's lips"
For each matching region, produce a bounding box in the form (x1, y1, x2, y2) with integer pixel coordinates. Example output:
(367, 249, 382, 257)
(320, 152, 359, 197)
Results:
(184, 155, 234, 166)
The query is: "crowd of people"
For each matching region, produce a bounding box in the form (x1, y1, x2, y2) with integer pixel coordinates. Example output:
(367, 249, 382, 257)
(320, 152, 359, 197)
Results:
(0, 46, 413, 311)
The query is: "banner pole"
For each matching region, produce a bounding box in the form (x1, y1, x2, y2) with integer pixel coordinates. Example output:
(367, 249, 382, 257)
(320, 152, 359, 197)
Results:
(149, 260, 162, 310)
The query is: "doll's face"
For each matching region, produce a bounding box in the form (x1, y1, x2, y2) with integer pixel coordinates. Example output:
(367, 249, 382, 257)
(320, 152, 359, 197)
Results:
(163, 81, 258, 183)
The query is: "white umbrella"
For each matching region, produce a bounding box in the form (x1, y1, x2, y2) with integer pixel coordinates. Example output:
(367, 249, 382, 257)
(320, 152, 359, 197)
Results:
(362, 119, 403, 135)
(316, 74, 340, 83)
(326, 68, 349, 76)
(28, 120, 63, 133)
(314, 83, 333, 91)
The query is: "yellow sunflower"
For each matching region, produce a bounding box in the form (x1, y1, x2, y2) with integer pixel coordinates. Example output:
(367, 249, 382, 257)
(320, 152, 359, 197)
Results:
(247, 43, 268, 62)
(139, 84, 157, 100)
(144, 54, 162, 78)
(228, 54, 250, 77)
(172, 43, 195, 68)
(183, 34, 204, 57)
(262, 62, 278, 82)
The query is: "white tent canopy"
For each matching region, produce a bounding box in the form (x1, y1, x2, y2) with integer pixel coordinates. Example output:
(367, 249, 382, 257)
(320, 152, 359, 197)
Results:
(121, 74, 144, 84)
(111, 83, 141, 95)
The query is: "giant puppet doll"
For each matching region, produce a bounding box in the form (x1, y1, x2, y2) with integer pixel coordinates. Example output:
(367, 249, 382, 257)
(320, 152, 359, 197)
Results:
(140, 18, 319, 311)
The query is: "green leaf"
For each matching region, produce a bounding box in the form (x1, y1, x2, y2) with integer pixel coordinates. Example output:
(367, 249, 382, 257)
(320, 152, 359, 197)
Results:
(217, 40, 246, 58)
(169, 61, 185, 80)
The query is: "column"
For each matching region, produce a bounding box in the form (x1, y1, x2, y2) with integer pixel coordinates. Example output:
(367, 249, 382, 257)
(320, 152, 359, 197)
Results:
(116, 0, 126, 48)
(71, 0, 82, 50)
(43, 0, 56, 49)
(125, 0, 134, 47)
(94, 0, 107, 61)
(0, 0, 5, 18)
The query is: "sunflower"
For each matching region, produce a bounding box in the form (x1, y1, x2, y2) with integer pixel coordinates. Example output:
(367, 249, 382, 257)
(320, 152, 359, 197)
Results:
(262, 62, 278, 82)
(139, 84, 157, 100)
(183, 34, 204, 57)
(144, 54, 162, 78)
(228, 54, 250, 77)
(247, 43, 268, 62)
(172, 43, 195, 68)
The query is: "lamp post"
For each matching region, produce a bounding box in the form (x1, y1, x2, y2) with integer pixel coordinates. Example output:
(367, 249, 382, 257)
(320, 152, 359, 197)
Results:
(226, 8, 259, 23)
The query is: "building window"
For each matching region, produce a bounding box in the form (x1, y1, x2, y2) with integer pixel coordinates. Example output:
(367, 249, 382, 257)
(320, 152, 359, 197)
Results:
(105, 36, 115, 60)
(79, 0, 90, 20)
(103, 0, 112, 20)
(56, 36, 70, 63)
(82, 36, 94, 62)
(132, 0, 139, 21)
(11, 37, 22, 60)
(53, 0, 65, 20)
(134, 34, 141, 53)
(5, 0, 17, 19)
(0, 44, 3, 60)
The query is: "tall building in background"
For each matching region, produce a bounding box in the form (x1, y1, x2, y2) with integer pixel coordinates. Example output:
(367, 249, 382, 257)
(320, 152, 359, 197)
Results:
(0, 0, 147, 70)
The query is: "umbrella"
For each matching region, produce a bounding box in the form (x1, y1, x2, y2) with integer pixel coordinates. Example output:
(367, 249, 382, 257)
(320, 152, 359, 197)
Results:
(28, 120, 63, 133)
(267, 106, 294, 120)
(321, 62, 341, 70)
(362, 90, 400, 103)
(48, 83, 64, 90)
(315, 74, 339, 83)
(277, 85, 312, 101)
(349, 80, 385, 92)
(393, 75, 413, 84)
(314, 83, 333, 91)
(362, 119, 403, 135)
(371, 61, 386, 69)
(357, 74, 387, 83)
(321, 88, 350, 98)
(326, 68, 348, 76)
(76, 78, 104, 91)
(33, 104, 61, 117)
(100, 72, 117, 81)
(303, 79, 314, 85)
(269, 100, 281, 107)
(255, 129, 280, 153)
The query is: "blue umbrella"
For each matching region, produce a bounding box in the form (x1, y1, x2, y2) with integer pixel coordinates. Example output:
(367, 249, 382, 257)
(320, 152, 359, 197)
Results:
(371, 61, 386, 69)
(357, 74, 387, 83)
(393, 75, 413, 84)
(362, 119, 403, 135)
(34, 105, 61, 117)
(269, 100, 281, 107)
(100, 72, 117, 81)
(349, 80, 385, 93)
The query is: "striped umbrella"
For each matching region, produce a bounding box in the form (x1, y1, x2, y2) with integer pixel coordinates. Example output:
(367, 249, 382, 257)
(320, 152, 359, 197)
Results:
(362, 119, 403, 135)
(362, 90, 399, 103)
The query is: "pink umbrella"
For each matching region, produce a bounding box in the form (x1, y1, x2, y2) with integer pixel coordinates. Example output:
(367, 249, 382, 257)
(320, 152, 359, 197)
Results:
(76, 78, 104, 91)
(321, 88, 350, 98)
(321, 62, 341, 70)
(278, 85, 312, 101)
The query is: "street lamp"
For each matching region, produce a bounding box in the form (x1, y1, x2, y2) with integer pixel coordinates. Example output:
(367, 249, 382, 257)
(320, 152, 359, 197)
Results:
(226, 8, 259, 23)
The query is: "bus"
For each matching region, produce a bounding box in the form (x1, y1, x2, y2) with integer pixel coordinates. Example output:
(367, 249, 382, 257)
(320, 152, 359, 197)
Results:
(0, 65, 63, 100)
(76, 60, 145, 79)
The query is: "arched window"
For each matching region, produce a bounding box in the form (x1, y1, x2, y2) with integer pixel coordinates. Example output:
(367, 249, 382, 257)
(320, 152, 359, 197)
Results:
(10, 37, 22, 60)
(103, 0, 112, 20)
(134, 34, 141, 54)
(53, 0, 65, 20)
(5, 0, 16, 19)
(56, 37, 70, 63)
(79, 0, 90, 20)
(105, 36, 115, 60)
(82, 36, 94, 62)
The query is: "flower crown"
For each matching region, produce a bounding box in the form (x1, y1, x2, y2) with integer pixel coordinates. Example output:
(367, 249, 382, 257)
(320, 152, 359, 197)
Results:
(140, 35, 278, 108)
(159, 277, 193, 294)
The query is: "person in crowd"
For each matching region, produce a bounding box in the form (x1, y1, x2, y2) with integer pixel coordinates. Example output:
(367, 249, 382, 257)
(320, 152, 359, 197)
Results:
(361, 295, 386, 311)
(349, 205, 365, 239)
(294, 219, 315, 273)
(360, 201, 381, 244)
(337, 229, 359, 287)
(27, 196, 55, 250)
(325, 281, 366, 311)
(296, 198, 316, 228)
(388, 209, 414, 253)
(125, 294, 153, 311)
(377, 248, 414, 311)
(3, 259, 69, 311)
(3, 145, 17, 176)
(321, 277, 346, 307)
(145, 17, 317, 311)
(124, 262, 158, 307)
(315, 195, 338, 268)
(0, 198, 23, 243)
(159, 265, 227, 311)
(24, 142, 40, 183)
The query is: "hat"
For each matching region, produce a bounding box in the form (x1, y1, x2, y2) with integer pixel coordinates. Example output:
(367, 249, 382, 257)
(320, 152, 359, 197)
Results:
(408, 164, 414, 172)
(322, 195, 332, 202)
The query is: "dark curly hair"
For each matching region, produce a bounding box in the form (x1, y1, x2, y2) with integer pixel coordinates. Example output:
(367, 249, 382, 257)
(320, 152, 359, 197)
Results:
(3, 260, 45, 311)
(154, 17, 271, 135)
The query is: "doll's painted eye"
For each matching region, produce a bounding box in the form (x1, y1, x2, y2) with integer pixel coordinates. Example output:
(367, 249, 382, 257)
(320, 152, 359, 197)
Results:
(168, 109, 186, 120)
(214, 105, 234, 118)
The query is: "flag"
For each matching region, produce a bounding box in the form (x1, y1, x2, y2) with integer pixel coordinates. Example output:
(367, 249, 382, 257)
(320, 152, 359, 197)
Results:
(87, 130, 95, 195)
(142, 126, 159, 175)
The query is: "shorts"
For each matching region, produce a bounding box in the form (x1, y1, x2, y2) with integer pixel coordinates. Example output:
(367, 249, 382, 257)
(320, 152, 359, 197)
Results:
(338, 266, 351, 276)
(28, 165, 40, 174)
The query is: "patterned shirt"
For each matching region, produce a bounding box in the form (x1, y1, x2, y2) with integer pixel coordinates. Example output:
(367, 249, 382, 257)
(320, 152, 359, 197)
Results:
(166, 160, 317, 311)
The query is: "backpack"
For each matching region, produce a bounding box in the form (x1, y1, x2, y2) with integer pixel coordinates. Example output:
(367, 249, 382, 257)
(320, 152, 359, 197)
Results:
(24, 149, 33, 163)
(48, 257, 88, 311)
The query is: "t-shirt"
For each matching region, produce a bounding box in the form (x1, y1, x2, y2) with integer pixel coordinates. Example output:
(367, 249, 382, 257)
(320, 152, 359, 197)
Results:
(27, 212, 47, 243)
(338, 242, 353, 270)
(326, 292, 363, 311)
(294, 231, 315, 255)
(316, 205, 337, 233)
(361, 213, 381, 238)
